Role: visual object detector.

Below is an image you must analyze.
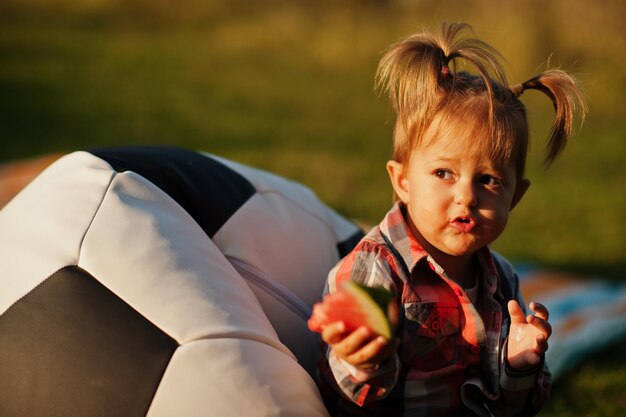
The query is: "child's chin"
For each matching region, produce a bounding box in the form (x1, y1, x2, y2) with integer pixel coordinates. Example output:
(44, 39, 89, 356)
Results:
(443, 242, 482, 257)
(447, 249, 477, 257)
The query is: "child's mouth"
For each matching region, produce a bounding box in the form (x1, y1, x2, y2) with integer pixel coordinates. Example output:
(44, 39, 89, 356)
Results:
(452, 216, 475, 232)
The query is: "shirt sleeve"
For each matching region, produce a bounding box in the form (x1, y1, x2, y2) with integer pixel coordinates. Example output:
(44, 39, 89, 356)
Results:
(490, 339, 551, 416)
(320, 240, 403, 406)
(326, 348, 400, 406)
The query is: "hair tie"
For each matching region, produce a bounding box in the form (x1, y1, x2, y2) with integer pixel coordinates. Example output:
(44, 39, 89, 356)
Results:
(439, 48, 452, 76)
(510, 83, 525, 98)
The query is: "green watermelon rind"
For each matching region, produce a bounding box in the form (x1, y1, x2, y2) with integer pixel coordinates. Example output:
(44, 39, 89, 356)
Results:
(342, 281, 393, 340)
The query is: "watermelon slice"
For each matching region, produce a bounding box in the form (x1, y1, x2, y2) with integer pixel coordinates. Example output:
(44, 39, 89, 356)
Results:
(307, 281, 397, 340)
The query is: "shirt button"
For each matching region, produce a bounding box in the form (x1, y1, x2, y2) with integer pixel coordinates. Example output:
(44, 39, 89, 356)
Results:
(431, 320, 440, 331)
(471, 345, 481, 354)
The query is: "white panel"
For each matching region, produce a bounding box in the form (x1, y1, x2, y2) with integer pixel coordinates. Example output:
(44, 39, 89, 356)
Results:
(147, 339, 330, 417)
(0, 152, 115, 314)
(213, 193, 339, 308)
(78, 171, 288, 355)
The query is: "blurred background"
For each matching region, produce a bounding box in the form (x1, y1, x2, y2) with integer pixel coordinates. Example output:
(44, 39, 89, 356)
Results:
(1, 0, 624, 414)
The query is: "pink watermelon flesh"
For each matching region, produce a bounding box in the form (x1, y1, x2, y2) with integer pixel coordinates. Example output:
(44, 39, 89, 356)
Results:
(307, 281, 395, 339)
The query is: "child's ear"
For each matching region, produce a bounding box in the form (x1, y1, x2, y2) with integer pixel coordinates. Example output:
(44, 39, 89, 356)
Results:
(386, 160, 410, 203)
(510, 178, 531, 210)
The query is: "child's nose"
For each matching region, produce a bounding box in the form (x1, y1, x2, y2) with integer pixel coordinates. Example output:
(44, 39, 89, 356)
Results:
(454, 182, 477, 207)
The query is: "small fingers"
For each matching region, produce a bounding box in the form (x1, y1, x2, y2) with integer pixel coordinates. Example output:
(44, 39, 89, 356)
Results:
(529, 302, 550, 321)
(528, 314, 553, 338)
(508, 300, 527, 324)
(321, 321, 347, 345)
(346, 336, 389, 367)
(333, 326, 376, 359)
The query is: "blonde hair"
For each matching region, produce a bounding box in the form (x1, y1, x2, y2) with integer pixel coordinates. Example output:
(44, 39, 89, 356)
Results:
(376, 22, 587, 177)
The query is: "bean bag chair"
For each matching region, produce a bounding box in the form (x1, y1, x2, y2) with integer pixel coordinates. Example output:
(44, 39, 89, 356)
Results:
(0, 146, 363, 417)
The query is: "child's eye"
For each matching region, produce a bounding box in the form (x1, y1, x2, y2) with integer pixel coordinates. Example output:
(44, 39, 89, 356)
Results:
(479, 175, 503, 187)
(434, 169, 454, 180)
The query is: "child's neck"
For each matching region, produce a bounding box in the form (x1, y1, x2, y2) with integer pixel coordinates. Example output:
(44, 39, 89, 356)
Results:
(436, 252, 478, 289)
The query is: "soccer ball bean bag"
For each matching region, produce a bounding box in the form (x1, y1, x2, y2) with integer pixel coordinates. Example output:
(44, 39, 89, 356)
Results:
(0, 146, 363, 417)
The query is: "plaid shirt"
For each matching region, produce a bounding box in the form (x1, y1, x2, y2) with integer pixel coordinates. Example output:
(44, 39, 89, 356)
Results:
(319, 203, 551, 417)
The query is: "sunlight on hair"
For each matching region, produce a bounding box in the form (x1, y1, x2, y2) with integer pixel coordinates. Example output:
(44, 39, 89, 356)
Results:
(376, 22, 587, 176)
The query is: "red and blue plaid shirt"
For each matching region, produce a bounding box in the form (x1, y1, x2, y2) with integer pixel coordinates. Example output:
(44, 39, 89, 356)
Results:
(319, 203, 551, 417)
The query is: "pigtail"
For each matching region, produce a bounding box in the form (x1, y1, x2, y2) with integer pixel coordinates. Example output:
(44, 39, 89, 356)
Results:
(376, 22, 510, 159)
(374, 25, 449, 141)
(511, 70, 587, 165)
(377, 22, 587, 173)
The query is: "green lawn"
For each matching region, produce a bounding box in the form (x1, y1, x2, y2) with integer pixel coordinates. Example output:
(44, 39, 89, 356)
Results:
(1, 0, 625, 414)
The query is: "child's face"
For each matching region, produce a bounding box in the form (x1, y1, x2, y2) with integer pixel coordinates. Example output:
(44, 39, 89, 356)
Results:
(387, 123, 529, 259)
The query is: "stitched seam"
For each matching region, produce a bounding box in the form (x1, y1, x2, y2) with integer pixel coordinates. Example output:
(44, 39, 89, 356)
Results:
(76, 171, 117, 263)
(229, 257, 312, 321)
(0, 265, 72, 316)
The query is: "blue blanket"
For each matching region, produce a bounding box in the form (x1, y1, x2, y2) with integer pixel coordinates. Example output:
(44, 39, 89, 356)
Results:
(518, 266, 626, 380)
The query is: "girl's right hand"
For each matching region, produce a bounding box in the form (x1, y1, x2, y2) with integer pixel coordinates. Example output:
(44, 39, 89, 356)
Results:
(322, 321, 400, 373)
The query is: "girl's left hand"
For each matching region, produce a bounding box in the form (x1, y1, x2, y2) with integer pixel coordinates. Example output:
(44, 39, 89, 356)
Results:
(506, 300, 552, 370)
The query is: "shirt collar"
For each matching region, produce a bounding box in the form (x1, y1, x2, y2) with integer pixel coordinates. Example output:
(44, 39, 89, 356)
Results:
(378, 202, 428, 273)
(379, 202, 500, 294)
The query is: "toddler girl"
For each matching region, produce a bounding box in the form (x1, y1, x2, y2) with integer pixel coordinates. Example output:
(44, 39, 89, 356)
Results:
(318, 22, 586, 417)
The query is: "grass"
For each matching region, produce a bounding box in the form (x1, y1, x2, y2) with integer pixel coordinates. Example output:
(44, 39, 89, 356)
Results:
(542, 340, 626, 416)
(1, 0, 625, 414)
